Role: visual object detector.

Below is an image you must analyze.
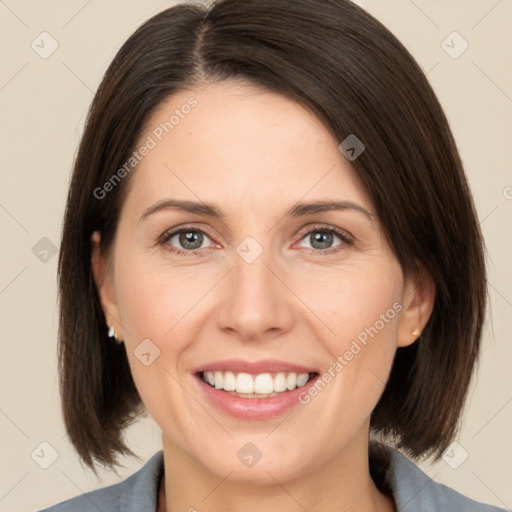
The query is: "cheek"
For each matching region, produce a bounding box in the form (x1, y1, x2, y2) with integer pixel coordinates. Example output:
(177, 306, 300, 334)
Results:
(294, 256, 403, 355)
(112, 252, 222, 414)
(113, 250, 201, 346)
(297, 258, 403, 411)
(330, 277, 402, 360)
(112, 257, 196, 432)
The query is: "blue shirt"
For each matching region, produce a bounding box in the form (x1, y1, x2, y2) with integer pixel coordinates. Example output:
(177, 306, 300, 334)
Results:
(37, 449, 507, 511)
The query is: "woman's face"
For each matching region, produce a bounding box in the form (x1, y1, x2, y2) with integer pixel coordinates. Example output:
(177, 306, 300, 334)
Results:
(93, 80, 425, 484)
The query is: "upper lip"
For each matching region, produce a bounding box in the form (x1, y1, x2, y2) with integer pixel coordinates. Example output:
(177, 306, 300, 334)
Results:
(194, 359, 318, 375)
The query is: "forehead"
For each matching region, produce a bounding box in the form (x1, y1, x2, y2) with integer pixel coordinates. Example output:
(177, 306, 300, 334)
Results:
(123, 80, 372, 217)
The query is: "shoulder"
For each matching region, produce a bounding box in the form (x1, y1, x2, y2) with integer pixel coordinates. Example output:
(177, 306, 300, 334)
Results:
(35, 451, 164, 512)
(387, 448, 507, 512)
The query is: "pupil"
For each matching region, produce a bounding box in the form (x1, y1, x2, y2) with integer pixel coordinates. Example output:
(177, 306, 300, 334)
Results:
(180, 231, 202, 249)
(312, 231, 332, 249)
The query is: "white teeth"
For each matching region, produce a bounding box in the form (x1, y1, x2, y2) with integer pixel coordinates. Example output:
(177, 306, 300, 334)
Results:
(286, 373, 297, 390)
(296, 373, 309, 387)
(254, 373, 274, 394)
(236, 373, 254, 393)
(205, 371, 215, 386)
(201, 370, 312, 394)
(274, 372, 287, 392)
(223, 371, 236, 391)
(214, 371, 223, 389)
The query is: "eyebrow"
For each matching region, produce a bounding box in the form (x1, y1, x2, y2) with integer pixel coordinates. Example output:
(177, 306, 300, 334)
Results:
(139, 199, 374, 223)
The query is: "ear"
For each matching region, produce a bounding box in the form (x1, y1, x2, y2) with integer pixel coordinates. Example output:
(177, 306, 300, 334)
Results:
(91, 231, 124, 340)
(396, 267, 436, 348)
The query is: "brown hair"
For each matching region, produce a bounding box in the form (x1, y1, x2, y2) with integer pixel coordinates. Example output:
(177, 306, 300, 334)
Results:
(58, 0, 486, 480)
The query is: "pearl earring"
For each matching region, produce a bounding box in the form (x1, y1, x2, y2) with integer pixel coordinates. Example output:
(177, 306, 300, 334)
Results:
(108, 326, 122, 344)
(411, 328, 421, 337)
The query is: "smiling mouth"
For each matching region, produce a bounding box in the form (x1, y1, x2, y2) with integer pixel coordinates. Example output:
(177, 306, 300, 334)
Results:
(197, 371, 319, 398)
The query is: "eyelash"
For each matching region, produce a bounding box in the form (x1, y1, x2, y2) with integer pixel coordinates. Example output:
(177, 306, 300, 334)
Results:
(158, 223, 354, 257)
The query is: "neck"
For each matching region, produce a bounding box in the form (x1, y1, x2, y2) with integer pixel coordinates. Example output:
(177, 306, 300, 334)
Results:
(158, 429, 395, 512)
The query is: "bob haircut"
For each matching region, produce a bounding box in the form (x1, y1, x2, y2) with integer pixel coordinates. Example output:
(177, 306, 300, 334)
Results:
(58, 0, 486, 478)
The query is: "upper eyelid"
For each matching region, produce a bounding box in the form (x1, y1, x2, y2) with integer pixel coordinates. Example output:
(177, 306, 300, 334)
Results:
(160, 223, 215, 244)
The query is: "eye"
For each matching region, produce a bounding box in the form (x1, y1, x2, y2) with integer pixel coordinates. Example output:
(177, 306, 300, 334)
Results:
(159, 223, 353, 256)
(295, 224, 353, 254)
(160, 225, 216, 256)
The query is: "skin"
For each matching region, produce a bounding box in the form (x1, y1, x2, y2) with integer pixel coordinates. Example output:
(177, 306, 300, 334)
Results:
(91, 80, 435, 512)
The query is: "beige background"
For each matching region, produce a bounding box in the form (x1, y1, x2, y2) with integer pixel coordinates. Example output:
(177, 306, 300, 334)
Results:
(1, 1, 511, 511)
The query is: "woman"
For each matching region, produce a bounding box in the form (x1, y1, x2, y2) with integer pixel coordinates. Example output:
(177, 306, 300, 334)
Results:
(39, 0, 506, 510)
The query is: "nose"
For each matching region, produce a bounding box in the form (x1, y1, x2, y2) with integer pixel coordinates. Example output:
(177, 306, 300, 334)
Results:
(216, 245, 295, 342)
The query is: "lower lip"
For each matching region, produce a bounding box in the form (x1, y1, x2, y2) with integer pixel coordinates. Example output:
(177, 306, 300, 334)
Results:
(194, 373, 319, 420)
